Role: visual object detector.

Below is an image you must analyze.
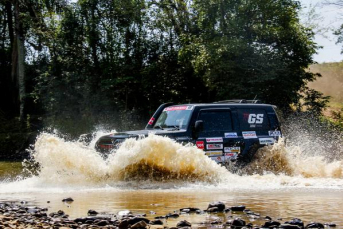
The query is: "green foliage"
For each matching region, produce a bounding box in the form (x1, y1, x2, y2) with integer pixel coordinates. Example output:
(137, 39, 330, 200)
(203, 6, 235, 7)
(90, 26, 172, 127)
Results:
(0, 0, 320, 136)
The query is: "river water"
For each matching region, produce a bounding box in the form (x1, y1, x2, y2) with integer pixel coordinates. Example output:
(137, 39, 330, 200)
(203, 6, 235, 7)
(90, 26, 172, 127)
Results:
(0, 132, 342, 227)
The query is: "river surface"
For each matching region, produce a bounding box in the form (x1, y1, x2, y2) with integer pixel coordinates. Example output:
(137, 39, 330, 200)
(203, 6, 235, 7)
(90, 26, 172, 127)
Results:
(0, 133, 342, 227)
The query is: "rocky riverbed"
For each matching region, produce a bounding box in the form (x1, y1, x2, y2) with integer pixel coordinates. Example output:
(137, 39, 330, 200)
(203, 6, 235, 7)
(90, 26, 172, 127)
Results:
(0, 200, 337, 228)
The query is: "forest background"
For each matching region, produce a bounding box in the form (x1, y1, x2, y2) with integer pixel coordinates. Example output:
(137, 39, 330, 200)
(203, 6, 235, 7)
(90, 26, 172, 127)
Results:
(0, 0, 342, 159)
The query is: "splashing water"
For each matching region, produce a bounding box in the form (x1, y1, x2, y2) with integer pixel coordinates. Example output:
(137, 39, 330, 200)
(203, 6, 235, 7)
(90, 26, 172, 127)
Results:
(1, 128, 343, 192)
(244, 139, 343, 179)
(29, 133, 228, 185)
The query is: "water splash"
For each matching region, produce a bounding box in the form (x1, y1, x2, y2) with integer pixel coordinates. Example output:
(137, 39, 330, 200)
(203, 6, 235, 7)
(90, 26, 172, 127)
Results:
(30, 133, 227, 185)
(0, 128, 342, 192)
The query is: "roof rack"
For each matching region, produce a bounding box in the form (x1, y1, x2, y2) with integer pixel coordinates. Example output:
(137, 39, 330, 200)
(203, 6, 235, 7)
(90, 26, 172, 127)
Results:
(214, 99, 261, 104)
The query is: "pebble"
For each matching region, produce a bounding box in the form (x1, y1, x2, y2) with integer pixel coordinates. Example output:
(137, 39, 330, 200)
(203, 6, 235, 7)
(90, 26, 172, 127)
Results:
(0, 201, 338, 229)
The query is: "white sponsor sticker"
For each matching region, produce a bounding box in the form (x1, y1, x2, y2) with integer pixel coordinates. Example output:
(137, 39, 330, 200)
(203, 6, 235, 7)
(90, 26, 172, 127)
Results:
(224, 132, 238, 138)
(206, 137, 223, 143)
(242, 131, 257, 139)
(268, 130, 281, 137)
(209, 155, 225, 163)
(224, 147, 240, 153)
(259, 138, 275, 145)
(207, 144, 223, 150)
(205, 151, 223, 156)
(225, 153, 238, 160)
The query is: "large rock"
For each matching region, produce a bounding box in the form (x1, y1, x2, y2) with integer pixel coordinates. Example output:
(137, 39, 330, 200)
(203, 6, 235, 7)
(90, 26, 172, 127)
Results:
(207, 202, 225, 212)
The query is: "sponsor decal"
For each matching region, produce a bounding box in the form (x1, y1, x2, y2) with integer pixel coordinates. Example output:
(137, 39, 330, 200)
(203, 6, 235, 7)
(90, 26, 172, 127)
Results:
(224, 132, 238, 138)
(206, 137, 223, 143)
(247, 114, 264, 124)
(224, 147, 240, 153)
(268, 130, 281, 137)
(205, 151, 223, 156)
(225, 153, 238, 160)
(196, 141, 205, 149)
(148, 117, 155, 125)
(208, 155, 225, 163)
(207, 144, 223, 150)
(259, 138, 275, 145)
(164, 106, 192, 111)
(242, 131, 257, 139)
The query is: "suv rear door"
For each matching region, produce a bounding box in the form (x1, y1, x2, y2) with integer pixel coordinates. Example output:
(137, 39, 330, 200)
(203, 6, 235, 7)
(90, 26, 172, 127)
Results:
(195, 108, 237, 163)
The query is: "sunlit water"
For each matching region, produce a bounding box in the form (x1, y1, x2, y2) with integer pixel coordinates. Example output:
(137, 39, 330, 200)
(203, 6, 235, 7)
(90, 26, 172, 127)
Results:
(0, 131, 342, 227)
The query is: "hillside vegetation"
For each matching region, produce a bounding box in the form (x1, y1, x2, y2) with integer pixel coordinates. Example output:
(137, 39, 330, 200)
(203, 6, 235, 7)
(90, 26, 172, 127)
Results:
(309, 62, 343, 126)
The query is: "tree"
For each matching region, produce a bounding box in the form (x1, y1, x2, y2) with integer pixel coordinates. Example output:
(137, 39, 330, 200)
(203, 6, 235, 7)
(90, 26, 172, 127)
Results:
(181, 0, 318, 110)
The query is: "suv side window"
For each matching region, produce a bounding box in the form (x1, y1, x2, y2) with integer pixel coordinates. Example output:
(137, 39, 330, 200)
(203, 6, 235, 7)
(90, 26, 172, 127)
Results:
(197, 109, 233, 137)
(237, 108, 270, 130)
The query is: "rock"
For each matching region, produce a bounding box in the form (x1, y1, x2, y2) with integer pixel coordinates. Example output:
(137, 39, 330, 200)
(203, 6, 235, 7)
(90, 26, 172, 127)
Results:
(128, 217, 150, 225)
(207, 202, 225, 212)
(57, 210, 65, 215)
(87, 210, 98, 216)
(207, 207, 219, 213)
(74, 218, 87, 224)
(96, 220, 109, 226)
(118, 219, 129, 229)
(150, 219, 163, 225)
(263, 220, 281, 228)
(328, 223, 337, 227)
(230, 205, 246, 211)
(131, 220, 148, 229)
(226, 218, 246, 228)
(279, 224, 302, 229)
(305, 222, 324, 228)
(62, 198, 74, 202)
(180, 209, 190, 213)
(176, 220, 191, 227)
(285, 218, 304, 228)
(179, 207, 200, 213)
(166, 213, 179, 218)
(265, 215, 272, 220)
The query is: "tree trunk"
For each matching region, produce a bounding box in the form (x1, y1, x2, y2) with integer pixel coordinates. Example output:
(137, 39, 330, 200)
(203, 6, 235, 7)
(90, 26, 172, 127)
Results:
(14, 0, 25, 122)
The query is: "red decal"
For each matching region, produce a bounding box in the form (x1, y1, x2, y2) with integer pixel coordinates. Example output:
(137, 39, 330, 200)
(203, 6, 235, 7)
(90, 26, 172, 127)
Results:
(196, 141, 204, 149)
(243, 113, 250, 121)
(148, 117, 155, 125)
(164, 106, 188, 111)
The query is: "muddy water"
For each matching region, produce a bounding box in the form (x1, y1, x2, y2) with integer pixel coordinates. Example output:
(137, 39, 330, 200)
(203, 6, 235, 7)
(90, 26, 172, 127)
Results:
(0, 133, 343, 227)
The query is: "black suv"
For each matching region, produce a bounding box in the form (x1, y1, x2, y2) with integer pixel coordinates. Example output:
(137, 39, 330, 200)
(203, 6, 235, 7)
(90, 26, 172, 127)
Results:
(95, 100, 282, 164)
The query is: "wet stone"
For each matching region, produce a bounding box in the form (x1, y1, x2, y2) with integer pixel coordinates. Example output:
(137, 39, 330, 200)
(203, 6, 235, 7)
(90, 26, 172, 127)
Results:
(62, 198, 74, 202)
(177, 220, 192, 228)
(131, 220, 148, 229)
(166, 213, 179, 218)
(285, 218, 304, 228)
(87, 210, 98, 216)
(305, 222, 324, 228)
(231, 205, 246, 212)
(96, 220, 109, 226)
(150, 219, 163, 225)
(207, 207, 219, 213)
(263, 220, 281, 228)
(279, 224, 302, 229)
(265, 215, 272, 220)
(227, 218, 246, 228)
(207, 201, 226, 212)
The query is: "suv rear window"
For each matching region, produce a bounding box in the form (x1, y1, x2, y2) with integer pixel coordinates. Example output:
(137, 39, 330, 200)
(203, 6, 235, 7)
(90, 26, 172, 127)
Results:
(198, 109, 233, 132)
(237, 108, 270, 130)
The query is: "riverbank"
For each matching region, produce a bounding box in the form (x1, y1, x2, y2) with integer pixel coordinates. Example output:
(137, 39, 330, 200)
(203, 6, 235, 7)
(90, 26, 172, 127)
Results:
(0, 201, 337, 229)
